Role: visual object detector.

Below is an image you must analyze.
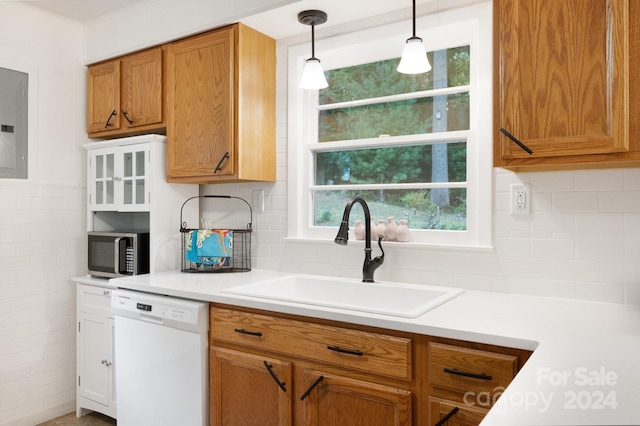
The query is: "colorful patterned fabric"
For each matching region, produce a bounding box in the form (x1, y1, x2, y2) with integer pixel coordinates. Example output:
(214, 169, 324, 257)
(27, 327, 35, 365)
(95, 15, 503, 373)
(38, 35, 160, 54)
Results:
(185, 229, 233, 267)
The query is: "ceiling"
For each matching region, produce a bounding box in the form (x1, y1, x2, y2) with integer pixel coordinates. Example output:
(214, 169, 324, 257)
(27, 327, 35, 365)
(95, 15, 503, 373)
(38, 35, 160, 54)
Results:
(18, 0, 438, 39)
(21, 0, 148, 23)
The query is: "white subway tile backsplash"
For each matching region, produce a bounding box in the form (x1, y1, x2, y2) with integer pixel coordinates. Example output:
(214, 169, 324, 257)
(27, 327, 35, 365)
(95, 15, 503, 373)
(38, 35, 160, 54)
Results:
(599, 191, 640, 212)
(575, 281, 625, 305)
(575, 212, 625, 234)
(530, 212, 575, 232)
(575, 169, 624, 191)
(553, 260, 599, 282)
(529, 171, 575, 191)
(625, 285, 640, 305)
(623, 169, 640, 190)
(531, 239, 575, 260)
(552, 191, 599, 212)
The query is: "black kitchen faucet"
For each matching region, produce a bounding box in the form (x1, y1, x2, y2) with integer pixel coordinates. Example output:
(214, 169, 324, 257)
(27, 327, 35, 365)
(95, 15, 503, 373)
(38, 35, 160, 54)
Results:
(334, 196, 385, 283)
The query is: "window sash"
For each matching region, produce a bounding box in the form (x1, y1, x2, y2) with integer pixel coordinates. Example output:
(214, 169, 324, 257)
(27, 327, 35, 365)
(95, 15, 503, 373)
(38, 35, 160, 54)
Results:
(317, 86, 471, 111)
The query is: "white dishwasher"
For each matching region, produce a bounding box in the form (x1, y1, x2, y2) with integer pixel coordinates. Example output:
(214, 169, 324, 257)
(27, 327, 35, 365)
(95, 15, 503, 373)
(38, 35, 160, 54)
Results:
(111, 289, 209, 426)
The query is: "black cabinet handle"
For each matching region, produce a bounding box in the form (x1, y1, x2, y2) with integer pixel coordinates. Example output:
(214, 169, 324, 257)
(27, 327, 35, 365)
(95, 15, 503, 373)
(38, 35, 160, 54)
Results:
(121, 110, 134, 125)
(300, 375, 324, 401)
(263, 361, 287, 392)
(214, 152, 230, 173)
(327, 345, 364, 356)
(499, 127, 533, 154)
(234, 328, 262, 337)
(104, 110, 117, 128)
(444, 367, 492, 381)
(434, 406, 459, 426)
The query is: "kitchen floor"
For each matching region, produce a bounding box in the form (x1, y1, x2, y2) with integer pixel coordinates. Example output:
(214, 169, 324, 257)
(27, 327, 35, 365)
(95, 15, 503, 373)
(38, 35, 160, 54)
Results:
(37, 412, 116, 425)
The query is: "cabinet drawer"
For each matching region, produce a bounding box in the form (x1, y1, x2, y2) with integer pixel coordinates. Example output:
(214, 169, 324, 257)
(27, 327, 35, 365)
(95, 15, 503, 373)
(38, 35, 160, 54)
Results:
(429, 342, 517, 396)
(210, 307, 411, 380)
(77, 285, 113, 314)
(428, 396, 487, 426)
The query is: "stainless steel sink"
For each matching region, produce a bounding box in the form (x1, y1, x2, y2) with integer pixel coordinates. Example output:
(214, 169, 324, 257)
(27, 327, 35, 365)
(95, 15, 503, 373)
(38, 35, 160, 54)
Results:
(222, 274, 463, 318)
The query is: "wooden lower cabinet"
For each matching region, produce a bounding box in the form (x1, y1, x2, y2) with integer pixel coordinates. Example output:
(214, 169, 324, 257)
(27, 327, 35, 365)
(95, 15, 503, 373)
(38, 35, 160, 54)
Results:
(209, 304, 532, 426)
(429, 396, 487, 426)
(210, 347, 291, 426)
(299, 370, 412, 426)
(209, 347, 411, 426)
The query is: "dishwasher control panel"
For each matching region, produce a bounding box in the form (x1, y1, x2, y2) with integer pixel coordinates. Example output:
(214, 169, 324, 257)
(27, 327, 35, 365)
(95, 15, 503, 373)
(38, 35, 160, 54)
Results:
(111, 289, 208, 333)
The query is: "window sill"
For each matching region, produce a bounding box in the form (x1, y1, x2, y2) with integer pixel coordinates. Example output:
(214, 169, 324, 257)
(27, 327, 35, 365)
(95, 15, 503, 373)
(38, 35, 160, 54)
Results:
(283, 237, 495, 253)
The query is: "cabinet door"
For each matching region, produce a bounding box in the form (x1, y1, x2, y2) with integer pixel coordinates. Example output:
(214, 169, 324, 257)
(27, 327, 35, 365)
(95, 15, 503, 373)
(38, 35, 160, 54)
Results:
(88, 148, 117, 211)
(118, 144, 150, 211)
(166, 27, 235, 180)
(121, 48, 163, 129)
(428, 396, 487, 426)
(88, 144, 151, 212)
(494, 0, 630, 165)
(77, 312, 114, 408)
(210, 347, 292, 426)
(299, 370, 412, 426)
(87, 60, 120, 134)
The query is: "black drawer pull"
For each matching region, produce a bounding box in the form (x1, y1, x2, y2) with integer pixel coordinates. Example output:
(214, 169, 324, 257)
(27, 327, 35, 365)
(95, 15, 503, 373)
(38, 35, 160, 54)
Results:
(327, 345, 364, 356)
(444, 367, 492, 381)
(434, 406, 459, 426)
(300, 375, 324, 401)
(499, 127, 533, 154)
(263, 361, 287, 392)
(234, 328, 262, 337)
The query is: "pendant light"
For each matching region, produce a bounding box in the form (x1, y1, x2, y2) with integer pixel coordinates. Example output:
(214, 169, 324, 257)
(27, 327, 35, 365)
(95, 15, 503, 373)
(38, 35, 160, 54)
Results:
(298, 10, 328, 90)
(397, 0, 431, 74)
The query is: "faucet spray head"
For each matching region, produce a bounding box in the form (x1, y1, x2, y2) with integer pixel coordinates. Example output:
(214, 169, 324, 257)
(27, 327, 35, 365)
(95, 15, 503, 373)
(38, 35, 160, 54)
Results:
(334, 220, 349, 245)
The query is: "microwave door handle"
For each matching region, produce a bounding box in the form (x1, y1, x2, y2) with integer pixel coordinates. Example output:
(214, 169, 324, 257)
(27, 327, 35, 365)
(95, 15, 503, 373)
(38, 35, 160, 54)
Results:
(114, 237, 122, 275)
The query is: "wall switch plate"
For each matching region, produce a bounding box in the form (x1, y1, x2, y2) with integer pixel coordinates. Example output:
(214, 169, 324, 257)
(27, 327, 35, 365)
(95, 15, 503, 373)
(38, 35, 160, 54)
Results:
(252, 189, 264, 213)
(510, 183, 531, 214)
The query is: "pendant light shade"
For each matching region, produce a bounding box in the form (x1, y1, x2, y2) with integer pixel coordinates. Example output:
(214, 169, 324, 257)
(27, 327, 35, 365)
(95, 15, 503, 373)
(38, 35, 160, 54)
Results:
(298, 10, 328, 89)
(300, 58, 328, 89)
(397, 0, 431, 74)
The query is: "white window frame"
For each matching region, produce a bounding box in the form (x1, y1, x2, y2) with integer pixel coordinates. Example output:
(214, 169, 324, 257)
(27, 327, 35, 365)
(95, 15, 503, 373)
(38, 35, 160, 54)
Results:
(287, 3, 493, 248)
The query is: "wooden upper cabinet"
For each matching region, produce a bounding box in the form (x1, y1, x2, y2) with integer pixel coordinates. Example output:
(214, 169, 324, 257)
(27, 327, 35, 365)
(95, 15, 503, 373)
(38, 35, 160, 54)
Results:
(87, 60, 120, 134)
(87, 47, 164, 138)
(121, 48, 163, 130)
(494, 0, 640, 170)
(165, 23, 276, 183)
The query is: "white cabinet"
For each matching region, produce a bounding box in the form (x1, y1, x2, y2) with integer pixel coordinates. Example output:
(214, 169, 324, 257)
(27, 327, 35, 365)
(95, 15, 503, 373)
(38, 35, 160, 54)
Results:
(76, 283, 116, 419)
(88, 142, 151, 212)
(84, 134, 198, 273)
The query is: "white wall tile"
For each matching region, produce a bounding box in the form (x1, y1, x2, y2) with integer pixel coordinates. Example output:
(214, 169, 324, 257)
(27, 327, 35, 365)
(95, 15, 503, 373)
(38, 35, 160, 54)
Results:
(0, 4, 85, 425)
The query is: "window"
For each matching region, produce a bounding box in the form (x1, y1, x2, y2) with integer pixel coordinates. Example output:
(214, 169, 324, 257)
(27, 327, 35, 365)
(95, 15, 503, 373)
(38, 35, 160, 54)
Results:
(288, 4, 492, 247)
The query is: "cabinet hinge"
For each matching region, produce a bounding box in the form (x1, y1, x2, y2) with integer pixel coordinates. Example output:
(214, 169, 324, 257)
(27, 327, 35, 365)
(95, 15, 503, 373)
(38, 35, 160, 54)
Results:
(78, 321, 81, 332)
(78, 376, 81, 386)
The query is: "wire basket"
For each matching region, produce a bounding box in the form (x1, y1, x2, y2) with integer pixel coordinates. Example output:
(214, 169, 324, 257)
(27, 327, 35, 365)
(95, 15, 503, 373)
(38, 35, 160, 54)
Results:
(180, 195, 252, 273)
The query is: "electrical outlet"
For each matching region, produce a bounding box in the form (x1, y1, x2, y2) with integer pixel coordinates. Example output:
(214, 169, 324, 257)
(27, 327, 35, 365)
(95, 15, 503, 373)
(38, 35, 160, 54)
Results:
(510, 183, 531, 214)
(252, 189, 264, 213)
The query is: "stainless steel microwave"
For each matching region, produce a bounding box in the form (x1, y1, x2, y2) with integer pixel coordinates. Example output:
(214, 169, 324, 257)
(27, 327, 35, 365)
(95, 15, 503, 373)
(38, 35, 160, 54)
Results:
(88, 232, 149, 278)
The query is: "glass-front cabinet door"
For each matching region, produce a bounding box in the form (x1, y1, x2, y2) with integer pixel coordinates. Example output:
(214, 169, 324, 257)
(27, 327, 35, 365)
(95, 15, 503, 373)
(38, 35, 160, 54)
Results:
(88, 144, 150, 212)
(119, 145, 150, 211)
(89, 148, 117, 211)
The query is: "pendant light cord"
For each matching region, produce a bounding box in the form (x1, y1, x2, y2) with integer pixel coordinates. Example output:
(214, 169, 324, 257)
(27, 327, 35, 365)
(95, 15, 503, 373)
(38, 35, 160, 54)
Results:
(311, 24, 316, 59)
(412, 0, 416, 38)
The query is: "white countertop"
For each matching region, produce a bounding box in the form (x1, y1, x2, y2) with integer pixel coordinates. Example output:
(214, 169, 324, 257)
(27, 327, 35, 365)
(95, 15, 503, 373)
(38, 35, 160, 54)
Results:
(97, 270, 640, 425)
